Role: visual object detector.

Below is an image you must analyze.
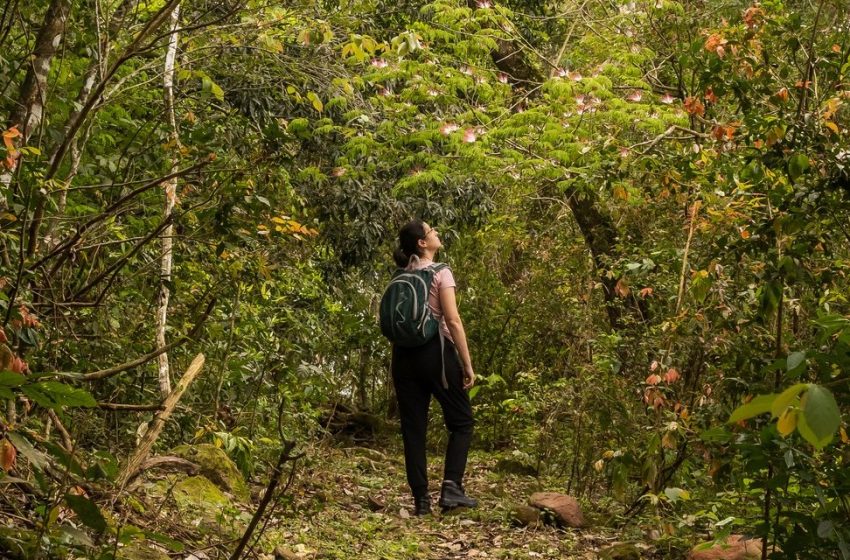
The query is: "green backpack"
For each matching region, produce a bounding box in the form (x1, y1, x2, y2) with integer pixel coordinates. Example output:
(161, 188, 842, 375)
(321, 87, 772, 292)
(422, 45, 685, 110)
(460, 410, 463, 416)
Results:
(379, 263, 448, 348)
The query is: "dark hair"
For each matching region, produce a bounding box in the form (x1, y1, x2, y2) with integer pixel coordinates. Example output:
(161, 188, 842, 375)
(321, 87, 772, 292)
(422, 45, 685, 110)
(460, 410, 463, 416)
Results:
(393, 219, 427, 267)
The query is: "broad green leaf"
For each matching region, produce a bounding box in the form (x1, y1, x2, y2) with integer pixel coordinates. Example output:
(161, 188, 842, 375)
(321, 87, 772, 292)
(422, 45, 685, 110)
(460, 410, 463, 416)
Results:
(727, 393, 778, 423)
(64, 494, 107, 533)
(6, 432, 48, 471)
(21, 381, 97, 410)
(788, 153, 810, 180)
(818, 520, 834, 539)
(786, 351, 806, 372)
(0, 371, 26, 387)
(664, 487, 691, 502)
(800, 385, 840, 447)
(770, 383, 807, 418)
(797, 410, 832, 449)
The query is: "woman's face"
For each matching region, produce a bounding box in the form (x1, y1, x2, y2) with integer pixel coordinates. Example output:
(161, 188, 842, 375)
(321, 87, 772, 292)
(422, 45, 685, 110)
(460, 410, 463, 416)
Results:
(419, 222, 442, 252)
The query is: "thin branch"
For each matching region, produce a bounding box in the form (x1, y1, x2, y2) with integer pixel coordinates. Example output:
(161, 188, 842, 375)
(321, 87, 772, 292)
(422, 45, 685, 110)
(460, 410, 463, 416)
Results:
(77, 297, 215, 382)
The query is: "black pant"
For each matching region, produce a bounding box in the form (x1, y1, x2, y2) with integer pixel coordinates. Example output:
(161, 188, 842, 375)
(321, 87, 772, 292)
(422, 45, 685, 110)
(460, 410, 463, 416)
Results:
(392, 335, 474, 499)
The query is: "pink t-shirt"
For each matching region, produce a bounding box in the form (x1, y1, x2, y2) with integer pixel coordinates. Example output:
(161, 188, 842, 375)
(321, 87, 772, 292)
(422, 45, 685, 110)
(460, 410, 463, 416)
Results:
(406, 257, 456, 342)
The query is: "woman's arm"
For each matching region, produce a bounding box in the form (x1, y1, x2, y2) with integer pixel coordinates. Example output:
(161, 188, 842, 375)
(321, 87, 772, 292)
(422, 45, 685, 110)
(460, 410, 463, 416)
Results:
(440, 286, 475, 389)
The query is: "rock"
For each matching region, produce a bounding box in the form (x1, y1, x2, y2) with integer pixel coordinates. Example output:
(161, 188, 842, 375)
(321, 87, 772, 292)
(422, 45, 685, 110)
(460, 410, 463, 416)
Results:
(171, 444, 250, 501)
(688, 535, 764, 560)
(598, 543, 642, 560)
(493, 458, 538, 476)
(528, 492, 586, 528)
(156, 475, 247, 536)
(509, 505, 543, 528)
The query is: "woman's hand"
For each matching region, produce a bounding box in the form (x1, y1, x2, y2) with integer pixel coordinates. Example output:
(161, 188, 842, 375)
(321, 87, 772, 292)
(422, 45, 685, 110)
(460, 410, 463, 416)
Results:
(463, 369, 476, 390)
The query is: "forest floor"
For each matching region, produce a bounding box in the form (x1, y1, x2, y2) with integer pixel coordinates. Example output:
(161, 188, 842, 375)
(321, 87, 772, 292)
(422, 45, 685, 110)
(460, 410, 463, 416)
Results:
(237, 442, 652, 560)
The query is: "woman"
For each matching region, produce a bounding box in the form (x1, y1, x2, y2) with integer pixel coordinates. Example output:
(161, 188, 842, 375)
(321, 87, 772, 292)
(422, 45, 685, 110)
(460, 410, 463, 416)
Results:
(390, 219, 477, 515)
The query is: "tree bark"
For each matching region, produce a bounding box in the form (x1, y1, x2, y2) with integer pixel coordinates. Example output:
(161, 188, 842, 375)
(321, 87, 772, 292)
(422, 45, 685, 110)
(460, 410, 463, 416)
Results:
(116, 353, 205, 490)
(1, 0, 72, 194)
(8, 0, 71, 142)
(156, 3, 182, 398)
(25, 0, 183, 257)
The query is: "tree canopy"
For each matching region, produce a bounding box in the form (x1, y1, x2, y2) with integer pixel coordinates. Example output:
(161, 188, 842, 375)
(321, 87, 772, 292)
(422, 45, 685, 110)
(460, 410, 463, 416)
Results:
(1, 0, 849, 558)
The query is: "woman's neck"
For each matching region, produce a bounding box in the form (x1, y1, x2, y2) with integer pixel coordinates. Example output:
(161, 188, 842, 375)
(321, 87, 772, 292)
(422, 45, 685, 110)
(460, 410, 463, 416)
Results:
(420, 249, 436, 261)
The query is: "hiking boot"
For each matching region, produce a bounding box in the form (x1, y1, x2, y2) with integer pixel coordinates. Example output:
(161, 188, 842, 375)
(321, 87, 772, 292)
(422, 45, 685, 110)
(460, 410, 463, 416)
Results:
(439, 480, 478, 509)
(414, 496, 432, 516)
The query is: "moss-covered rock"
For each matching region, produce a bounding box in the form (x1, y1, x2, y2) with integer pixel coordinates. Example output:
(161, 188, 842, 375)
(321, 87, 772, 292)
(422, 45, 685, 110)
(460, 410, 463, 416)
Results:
(171, 444, 250, 501)
(509, 504, 543, 528)
(599, 543, 642, 560)
(116, 542, 171, 560)
(145, 474, 247, 536)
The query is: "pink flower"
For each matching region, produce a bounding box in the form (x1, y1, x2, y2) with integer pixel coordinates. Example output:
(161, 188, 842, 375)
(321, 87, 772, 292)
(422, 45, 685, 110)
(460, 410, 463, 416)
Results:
(439, 123, 459, 136)
(331, 167, 347, 177)
(627, 91, 643, 102)
(497, 72, 509, 84)
(556, 68, 568, 77)
(462, 128, 478, 143)
(660, 93, 675, 104)
(575, 95, 586, 106)
(569, 71, 583, 82)
(427, 89, 440, 97)
(370, 58, 388, 68)
(619, 147, 630, 158)
(460, 65, 474, 76)
(476, 0, 492, 7)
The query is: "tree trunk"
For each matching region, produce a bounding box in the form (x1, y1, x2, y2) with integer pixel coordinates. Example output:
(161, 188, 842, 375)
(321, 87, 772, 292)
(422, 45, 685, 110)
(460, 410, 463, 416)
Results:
(156, 3, 181, 398)
(25, 0, 182, 257)
(1, 0, 71, 193)
(8, 0, 71, 142)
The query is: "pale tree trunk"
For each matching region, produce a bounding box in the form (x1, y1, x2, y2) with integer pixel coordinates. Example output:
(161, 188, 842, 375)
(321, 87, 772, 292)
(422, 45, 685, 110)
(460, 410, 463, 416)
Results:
(49, 0, 139, 238)
(26, 0, 182, 257)
(1, 0, 72, 197)
(156, 4, 181, 398)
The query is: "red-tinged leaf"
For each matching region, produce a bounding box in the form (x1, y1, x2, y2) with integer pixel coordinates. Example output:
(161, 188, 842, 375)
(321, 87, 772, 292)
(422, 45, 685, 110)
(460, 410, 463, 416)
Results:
(743, 6, 763, 29)
(704, 34, 727, 57)
(0, 438, 16, 471)
(705, 88, 718, 104)
(614, 278, 630, 298)
(684, 97, 705, 117)
(664, 368, 681, 383)
(2, 126, 20, 139)
(832, 44, 841, 54)
(712, 126, 725, 141)
(640, 287, 654, 298)
(646, 374, 662, 386)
